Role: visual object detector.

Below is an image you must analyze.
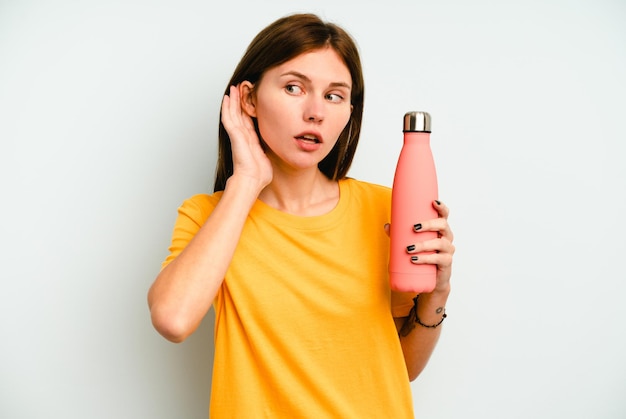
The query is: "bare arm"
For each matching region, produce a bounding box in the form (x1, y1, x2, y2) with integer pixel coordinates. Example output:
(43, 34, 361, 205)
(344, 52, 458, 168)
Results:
(394, 287, 450, 381)
(390, 200, 455, 380)
(148, 84, 272, 342)
(148, 176, 262, 342)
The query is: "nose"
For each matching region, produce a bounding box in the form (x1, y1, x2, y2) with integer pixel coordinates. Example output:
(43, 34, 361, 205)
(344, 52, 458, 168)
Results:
(304, 96, 324, 123)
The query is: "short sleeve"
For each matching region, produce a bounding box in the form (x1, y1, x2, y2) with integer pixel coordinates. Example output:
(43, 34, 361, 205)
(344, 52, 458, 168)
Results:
(160, 193, 219, 270)
(391, 290, 417, 318)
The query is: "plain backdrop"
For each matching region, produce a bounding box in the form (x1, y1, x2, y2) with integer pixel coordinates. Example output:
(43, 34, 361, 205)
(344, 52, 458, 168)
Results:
(1, 0, 625, 418)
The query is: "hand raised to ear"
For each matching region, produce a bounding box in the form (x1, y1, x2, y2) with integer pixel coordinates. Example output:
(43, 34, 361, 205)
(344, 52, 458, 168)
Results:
(221, 83, 273, 190)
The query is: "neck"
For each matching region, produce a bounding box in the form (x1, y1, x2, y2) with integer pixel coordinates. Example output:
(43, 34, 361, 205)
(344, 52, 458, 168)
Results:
(259, 169, 339, 216)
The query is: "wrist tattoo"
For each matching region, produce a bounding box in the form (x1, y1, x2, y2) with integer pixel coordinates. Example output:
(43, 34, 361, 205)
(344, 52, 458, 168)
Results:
(399, 296, 448, 337)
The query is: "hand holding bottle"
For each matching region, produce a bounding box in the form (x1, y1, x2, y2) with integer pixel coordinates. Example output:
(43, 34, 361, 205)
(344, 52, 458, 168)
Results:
(390, 112, 442, 292)
(405, 200, 455, 292)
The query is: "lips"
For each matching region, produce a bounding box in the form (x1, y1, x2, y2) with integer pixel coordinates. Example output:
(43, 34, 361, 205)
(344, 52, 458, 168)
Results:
(295, 132, 323, 144)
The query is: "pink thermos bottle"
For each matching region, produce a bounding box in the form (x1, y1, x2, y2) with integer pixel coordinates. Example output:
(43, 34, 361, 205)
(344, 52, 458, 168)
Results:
(389, 111, 438, 293)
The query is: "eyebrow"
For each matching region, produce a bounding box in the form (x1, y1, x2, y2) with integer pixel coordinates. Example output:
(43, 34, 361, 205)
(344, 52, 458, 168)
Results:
(279, 71, 351, 90)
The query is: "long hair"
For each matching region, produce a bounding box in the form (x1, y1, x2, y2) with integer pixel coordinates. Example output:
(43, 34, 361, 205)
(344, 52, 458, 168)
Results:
(213, 13, 365, 192)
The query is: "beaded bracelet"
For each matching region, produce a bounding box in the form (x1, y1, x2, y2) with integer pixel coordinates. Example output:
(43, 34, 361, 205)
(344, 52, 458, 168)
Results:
(399, 295, 447, 337)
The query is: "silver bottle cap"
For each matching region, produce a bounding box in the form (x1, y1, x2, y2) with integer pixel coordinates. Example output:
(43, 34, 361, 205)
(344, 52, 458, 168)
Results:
(403, 111, 431, 133)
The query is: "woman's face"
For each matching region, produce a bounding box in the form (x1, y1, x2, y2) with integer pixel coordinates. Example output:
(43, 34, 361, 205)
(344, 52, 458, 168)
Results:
(245, 47, 353, 174)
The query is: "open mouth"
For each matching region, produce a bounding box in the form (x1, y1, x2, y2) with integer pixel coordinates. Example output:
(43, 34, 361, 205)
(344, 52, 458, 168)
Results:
(296, 134, 321, 144)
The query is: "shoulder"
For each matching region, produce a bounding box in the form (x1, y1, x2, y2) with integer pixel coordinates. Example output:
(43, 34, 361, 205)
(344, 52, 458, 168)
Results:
(177, 192, 223, 224)
(341, 178, 391, 217)
(343, 177, 391, 201)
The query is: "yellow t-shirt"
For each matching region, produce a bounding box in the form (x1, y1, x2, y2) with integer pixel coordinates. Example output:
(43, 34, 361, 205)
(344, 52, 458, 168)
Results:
(163, 178, 416, 418)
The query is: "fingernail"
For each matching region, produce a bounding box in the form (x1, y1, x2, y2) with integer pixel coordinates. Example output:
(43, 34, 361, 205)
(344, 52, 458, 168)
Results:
(406, 244, 416, 252)
(411, 256, 419, 262)
(435, 200, 441, 205)
(413, 223, 422, 231)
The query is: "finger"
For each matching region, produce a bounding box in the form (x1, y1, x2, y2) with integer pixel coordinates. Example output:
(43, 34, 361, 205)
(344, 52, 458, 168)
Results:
(409, 250, 453, 269)
(406, 237, 455, 256)
(221, 86, 236, 130)
(228, 85, 245, 125)
(432, 200, 450, 219)
(412, 218, 454, 242)
(222, 85, 256, 141)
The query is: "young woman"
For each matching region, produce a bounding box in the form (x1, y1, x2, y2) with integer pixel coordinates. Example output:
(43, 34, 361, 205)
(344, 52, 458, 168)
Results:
(148, 13, 454, 418)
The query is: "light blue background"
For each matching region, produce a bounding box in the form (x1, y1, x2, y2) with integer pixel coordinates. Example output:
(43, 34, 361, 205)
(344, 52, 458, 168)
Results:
(1, 0, 625, 417)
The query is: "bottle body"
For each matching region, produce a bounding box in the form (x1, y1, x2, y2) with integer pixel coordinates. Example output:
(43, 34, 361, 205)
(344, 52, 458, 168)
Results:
(389, 128, 438, 293)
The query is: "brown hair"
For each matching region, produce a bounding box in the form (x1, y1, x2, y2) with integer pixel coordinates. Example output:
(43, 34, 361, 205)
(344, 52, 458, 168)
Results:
(213, 13, 365, 192)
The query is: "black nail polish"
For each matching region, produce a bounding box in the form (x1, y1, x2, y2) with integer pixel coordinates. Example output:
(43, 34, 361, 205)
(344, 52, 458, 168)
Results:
(413, 223, 422, 231)
(406, 244, 416, 252)
(435, 200, 441, 205)
(411, 256, 419, 262)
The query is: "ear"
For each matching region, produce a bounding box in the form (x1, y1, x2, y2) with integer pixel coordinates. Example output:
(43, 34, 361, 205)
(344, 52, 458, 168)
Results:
(240, 81, 257, 118)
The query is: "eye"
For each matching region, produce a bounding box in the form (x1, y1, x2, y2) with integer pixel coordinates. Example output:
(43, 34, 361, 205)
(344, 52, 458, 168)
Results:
(326, 93, 345, 103)
(285, 84, 303, 95)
